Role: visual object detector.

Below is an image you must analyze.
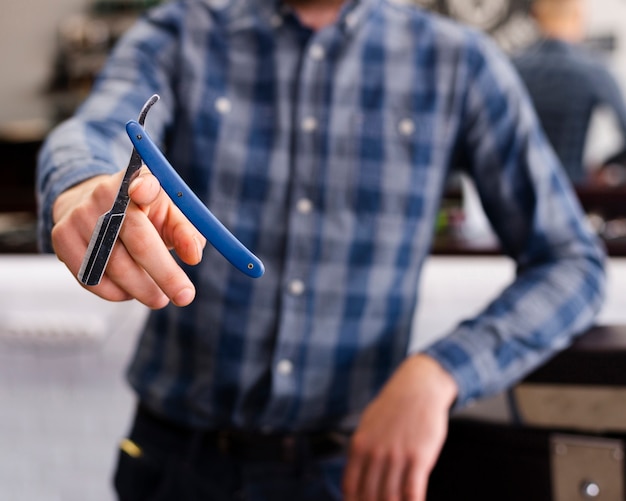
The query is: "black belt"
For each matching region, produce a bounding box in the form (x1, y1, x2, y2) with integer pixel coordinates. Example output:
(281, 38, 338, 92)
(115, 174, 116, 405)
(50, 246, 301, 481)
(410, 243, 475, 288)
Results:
(133, 404, 351, 463)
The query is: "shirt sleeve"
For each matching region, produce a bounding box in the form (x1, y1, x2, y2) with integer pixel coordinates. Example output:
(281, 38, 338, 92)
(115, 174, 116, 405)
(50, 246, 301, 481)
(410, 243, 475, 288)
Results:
(590, 64, 626, 142)
(36, 3, 182, 253)
(422, 33, 607, 408)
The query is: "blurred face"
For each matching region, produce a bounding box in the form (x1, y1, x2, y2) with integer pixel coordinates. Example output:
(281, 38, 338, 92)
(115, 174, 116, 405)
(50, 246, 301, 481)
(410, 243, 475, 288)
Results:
(281, 0, 347, 29)
(284, 0, 345, 5)
(533, 0, 588, 42)
(573, 0, 589, 40)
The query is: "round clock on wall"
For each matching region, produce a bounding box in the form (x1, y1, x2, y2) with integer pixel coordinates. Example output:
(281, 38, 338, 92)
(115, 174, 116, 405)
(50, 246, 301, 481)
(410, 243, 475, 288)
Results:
(414, 0, 539, 52)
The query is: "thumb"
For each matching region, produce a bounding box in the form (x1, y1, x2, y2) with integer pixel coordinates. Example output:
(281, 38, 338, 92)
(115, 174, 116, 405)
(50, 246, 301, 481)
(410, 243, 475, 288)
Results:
(128, 166, 162, 207)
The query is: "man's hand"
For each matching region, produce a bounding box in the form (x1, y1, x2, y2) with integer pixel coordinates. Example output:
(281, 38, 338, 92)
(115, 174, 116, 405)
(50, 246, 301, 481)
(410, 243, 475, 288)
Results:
(343, 354, 458, 501)
(51, 168, 206, 308)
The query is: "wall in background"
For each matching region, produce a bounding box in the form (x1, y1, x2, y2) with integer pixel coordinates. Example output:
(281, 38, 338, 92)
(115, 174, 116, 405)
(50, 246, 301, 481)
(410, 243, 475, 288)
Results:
(587, 0, 626, 86)
(0, 0, 87, 124)
(579, 0, 626, 164)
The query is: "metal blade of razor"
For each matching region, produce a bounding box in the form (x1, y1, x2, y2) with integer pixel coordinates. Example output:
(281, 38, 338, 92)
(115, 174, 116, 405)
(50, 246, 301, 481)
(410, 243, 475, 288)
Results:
(77, 94, 160, 286)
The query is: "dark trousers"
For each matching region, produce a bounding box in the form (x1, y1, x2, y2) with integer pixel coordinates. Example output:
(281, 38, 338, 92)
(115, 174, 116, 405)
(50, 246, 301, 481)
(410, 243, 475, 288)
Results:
(113, 405, 348, 501)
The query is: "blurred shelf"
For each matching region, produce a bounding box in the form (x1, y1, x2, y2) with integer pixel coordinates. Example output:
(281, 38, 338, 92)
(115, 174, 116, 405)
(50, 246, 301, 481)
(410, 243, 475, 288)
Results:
(0, 212, 38, 254)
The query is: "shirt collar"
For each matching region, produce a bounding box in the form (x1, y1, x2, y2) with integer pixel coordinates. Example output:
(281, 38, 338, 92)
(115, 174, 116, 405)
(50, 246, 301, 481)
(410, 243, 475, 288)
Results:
(209, 0, 379, 35)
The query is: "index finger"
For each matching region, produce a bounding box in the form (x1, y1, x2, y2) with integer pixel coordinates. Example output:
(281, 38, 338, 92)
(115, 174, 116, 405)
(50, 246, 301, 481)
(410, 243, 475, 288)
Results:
(403, 457, 428, 501)
(119, 205, 197, 306)
(343, 438, 367, 501)
(129, 167, 206, 265)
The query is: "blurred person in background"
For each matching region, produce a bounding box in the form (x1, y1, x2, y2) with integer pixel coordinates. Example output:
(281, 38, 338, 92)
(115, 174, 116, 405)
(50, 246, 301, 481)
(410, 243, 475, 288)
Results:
(37, 0, 606, 500)
(513, 0, 626, 185)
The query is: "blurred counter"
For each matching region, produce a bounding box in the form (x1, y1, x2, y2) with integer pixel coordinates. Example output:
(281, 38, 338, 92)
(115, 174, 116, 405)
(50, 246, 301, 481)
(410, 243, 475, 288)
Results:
(0, 252, 623, 499)
(433, 183, 626, 257)
(410, 255, 626, 352)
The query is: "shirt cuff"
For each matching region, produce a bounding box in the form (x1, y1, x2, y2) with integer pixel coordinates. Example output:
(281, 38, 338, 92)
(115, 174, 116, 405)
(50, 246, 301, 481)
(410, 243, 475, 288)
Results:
(420, 328, 492, 410)
(37, 159, 118, 253)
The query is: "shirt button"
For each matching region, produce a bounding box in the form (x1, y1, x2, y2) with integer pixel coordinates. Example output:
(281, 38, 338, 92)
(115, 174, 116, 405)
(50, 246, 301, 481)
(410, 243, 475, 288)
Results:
(344, 11, 358, 28)
(398, 118, 415, 136)
(296, 198, 313, 214)
(270, 14, 283, 28)
(301, 116, 318, 132)
(288, 279, 305, 296)
(277, 359, 294, 375)
(309, 44, 325, 61)
(215, 97, 231, 114)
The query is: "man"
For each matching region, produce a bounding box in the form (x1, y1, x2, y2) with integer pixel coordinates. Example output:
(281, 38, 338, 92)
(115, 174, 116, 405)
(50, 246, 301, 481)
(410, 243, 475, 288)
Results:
(37, 0, 606, 499)
(513, 0, 626, 185)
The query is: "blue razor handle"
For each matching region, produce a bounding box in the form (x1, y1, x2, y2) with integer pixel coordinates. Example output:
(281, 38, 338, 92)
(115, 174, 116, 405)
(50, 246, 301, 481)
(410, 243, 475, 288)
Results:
(126, 120, 264, 278)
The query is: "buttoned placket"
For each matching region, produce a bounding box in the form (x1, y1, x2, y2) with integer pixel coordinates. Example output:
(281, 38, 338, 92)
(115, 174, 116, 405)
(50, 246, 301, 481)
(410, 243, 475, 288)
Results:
(260, 28, 335, 428)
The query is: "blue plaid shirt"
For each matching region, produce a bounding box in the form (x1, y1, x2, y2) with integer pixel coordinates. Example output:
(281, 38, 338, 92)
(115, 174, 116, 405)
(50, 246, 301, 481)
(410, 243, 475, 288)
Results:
(38, 0, 606, 432)
(513, 38, 626, 184)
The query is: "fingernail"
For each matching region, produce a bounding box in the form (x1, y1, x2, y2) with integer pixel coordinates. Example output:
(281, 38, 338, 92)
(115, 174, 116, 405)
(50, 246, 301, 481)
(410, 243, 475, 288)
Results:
(174, 287, 195, 306)
(195, 236, 204, 260)
(128, 176, 143, 195)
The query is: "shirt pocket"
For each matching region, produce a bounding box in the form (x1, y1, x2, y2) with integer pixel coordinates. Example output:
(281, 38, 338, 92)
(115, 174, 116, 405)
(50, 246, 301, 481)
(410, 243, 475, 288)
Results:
(349, 110, 433, 220)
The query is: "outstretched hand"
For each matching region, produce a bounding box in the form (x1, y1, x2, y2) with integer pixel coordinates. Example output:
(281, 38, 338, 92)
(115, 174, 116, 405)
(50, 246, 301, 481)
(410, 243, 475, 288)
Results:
(343, 354, 458, 501)
(51, 167, 206, 308)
